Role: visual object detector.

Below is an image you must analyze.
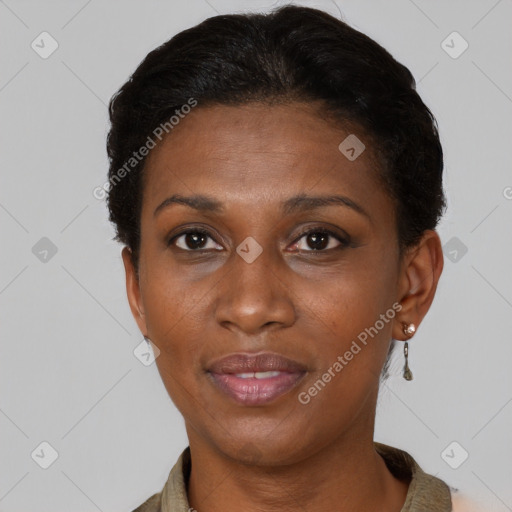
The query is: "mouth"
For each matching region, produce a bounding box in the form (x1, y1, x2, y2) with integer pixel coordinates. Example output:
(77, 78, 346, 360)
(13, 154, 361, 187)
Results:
(206, 352, 307, 406)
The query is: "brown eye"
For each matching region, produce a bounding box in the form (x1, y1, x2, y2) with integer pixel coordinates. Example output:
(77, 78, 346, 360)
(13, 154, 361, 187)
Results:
(169, 229, 223, 251)
(292, 228, 349, 252)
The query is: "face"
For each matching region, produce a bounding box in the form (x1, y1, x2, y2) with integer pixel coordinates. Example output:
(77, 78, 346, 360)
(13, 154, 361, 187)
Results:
(123, 102, 418, 465)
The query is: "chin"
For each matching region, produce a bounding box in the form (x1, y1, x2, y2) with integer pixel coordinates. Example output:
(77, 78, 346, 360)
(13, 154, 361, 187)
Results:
(211, 427, 312, 467)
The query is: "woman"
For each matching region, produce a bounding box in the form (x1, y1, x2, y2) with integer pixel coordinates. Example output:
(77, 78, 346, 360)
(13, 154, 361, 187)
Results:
(106, 5, 465, 511)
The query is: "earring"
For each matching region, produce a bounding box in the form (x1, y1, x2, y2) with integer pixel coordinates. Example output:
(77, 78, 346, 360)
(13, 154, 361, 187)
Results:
(402, 323, 415, 381)
(143, 335, 151, 344)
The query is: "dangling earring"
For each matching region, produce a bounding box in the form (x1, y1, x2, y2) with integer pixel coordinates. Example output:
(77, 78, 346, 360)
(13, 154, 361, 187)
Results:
(402, 323, 416, 381)
(144, 335, 151, 344)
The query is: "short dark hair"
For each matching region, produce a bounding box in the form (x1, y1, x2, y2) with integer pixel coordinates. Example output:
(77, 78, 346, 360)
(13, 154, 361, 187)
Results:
(106, 5, 445, 270)
(106, 6, 446, 376)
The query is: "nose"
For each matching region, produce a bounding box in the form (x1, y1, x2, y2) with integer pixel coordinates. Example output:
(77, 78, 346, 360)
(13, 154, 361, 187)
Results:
(214, 243, 296, 335)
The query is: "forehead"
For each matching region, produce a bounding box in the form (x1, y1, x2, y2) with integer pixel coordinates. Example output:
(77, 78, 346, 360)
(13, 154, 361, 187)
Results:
(141, 102, 391, 220)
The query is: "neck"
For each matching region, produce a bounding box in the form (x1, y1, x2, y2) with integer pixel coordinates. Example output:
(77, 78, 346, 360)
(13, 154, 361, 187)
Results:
(185, 395, 409, 512)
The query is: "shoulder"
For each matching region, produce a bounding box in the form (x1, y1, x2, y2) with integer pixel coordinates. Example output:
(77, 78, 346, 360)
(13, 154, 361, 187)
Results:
(131, 491, 162, 512)
(375, 441, 452, 510)
(129, 446, 191, 512)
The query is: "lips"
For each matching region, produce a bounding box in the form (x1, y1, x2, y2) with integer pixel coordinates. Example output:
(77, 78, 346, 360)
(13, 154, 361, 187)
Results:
(207, 352, 307, 406)
(208, 352, 307, 374)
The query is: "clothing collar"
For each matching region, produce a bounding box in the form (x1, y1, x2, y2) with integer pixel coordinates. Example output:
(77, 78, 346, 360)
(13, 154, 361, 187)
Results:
(158, 442, 452, 512)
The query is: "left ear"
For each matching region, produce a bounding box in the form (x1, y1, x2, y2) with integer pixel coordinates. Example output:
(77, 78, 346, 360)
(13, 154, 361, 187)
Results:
(392, 230, 444, 340)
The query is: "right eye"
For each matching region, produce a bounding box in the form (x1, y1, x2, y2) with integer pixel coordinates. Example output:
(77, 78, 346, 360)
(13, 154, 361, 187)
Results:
(168, 229, 224, 252)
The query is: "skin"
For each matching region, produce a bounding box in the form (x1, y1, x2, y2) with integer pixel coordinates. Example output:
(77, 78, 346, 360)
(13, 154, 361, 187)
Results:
(122, 102, 444, 512)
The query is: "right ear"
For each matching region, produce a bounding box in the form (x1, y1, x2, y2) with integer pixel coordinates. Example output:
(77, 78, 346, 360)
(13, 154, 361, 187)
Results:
(121, 246, 148, 336)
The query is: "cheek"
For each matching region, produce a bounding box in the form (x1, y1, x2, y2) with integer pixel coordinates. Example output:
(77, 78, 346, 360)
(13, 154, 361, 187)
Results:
(141, 262, 209, 371)
(146, 275, 209, 415)
(294, 259, 398, 387)
(291, 280, 393, 433)
(300, 254, 397, 331)
(143, 251, 203, 311)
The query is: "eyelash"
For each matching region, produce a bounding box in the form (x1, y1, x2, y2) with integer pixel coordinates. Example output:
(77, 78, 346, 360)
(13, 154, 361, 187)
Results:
(292, 226, 350, 252)
(167, 226, 350, 253)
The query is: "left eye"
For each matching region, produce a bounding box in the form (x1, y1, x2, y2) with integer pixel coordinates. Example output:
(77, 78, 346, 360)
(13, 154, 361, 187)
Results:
(291, 229, 348, 252)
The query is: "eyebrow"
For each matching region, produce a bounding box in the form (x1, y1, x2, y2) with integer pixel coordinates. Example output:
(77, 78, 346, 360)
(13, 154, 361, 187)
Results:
(153, 193, 370, 219)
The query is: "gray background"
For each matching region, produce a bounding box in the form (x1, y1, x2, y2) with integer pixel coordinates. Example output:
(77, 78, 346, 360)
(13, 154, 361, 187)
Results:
(1, 0, 511, 510)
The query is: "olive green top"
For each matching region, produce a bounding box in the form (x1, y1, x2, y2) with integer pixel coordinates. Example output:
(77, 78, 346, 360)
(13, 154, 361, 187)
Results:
(132, 442, 454, 512)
